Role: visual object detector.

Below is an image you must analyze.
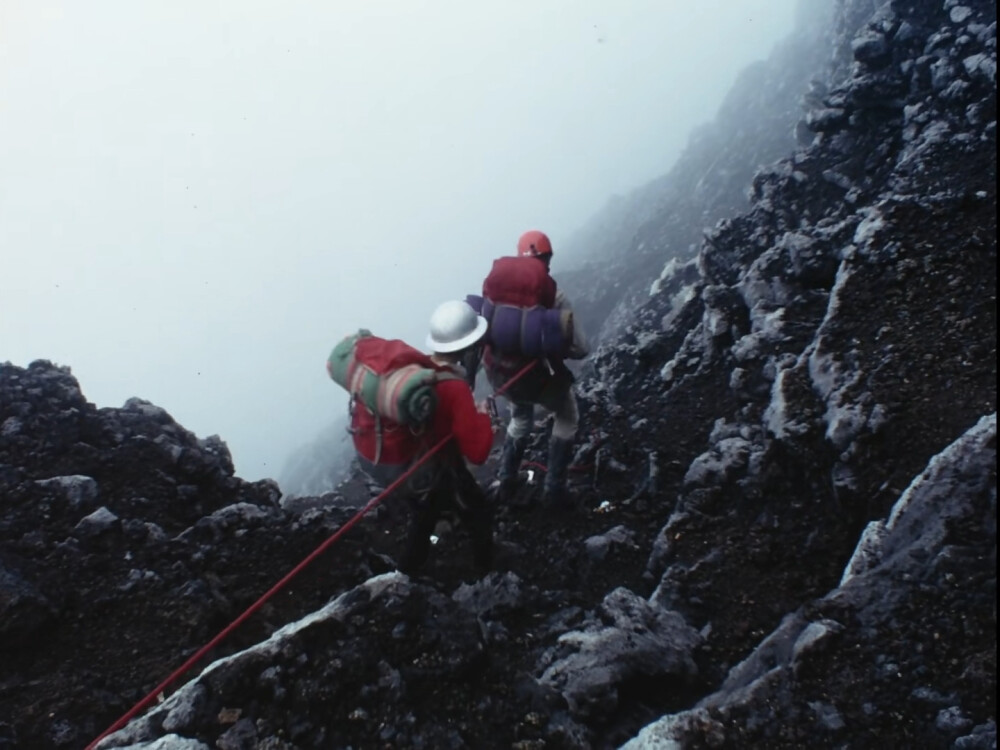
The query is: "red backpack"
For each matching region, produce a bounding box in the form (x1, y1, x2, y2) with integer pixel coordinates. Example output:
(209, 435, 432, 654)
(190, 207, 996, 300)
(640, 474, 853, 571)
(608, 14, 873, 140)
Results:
(350, 403, 426, 466)
(332, 335, 459, 465)
(482, 256, 556, 309)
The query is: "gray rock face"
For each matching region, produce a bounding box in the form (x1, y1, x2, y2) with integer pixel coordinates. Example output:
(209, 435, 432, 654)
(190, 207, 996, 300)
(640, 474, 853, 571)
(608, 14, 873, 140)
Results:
(0, 558, 57, 645)
(537, 588, 701, 721)
(73, 506, 120, 536)
(583, 525, 638, 562)
(842, 413, 997, 585)
(451, 571, 523, 617)
(559, 2, 836, 347)
(97, 574, 490, 749)
(34, 474, 100, 509)
(631, 414, 997, 747)
(604, 0, 996, 745)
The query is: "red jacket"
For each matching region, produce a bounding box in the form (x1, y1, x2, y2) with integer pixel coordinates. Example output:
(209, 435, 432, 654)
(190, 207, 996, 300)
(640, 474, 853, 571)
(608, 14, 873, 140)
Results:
(352, 376, 492, 466)
(429, 379, 493, 464)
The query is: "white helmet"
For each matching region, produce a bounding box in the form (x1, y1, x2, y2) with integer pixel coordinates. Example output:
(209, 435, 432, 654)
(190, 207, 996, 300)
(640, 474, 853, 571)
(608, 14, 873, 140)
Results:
(425, 300, 488, 353)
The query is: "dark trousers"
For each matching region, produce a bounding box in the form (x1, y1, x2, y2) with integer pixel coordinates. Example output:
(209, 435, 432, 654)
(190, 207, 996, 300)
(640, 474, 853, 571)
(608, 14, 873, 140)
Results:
(359, 447, 494, 575)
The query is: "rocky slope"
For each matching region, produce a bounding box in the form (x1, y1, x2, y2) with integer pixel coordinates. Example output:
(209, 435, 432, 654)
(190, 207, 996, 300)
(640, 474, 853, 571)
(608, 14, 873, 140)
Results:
(0, 0, 995, 748)
(560, 3, 836, 346)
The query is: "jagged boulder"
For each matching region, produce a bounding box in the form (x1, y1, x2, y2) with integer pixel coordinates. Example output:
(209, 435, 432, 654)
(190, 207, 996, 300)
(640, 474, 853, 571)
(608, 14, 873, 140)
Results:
(628, 414, 997, 748)
(537, 587, 701, 721)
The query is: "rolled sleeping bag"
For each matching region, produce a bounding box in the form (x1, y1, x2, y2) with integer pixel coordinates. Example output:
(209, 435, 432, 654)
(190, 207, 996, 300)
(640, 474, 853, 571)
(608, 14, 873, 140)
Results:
(326, 329, 372, 393)
(476, 302, 573, 358)
(328, 330, 438, 428)
(535, 306, 573, 358)
(521, 306, 571, 358)
(377, 364, 438, 425)
(488, 304, 525, 354)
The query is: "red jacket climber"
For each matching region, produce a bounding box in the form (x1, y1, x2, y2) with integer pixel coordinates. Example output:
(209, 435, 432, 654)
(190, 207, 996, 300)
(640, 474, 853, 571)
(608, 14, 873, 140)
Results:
(352, 300, 495, 575)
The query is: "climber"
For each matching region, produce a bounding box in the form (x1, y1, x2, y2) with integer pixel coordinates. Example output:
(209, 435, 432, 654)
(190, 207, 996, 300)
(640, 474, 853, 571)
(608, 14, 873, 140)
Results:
(347, 301, 496, 575)
(478, 230, 589, 508)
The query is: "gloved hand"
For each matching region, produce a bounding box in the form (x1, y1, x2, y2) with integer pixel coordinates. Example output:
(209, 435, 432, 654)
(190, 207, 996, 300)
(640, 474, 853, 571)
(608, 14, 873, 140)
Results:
(477, 397, 503, 433)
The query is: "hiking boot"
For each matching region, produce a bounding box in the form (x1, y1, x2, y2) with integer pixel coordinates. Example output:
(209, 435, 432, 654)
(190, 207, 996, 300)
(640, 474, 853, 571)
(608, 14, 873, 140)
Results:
(494, 434, 530, 501)
(541, 436, 576, 511)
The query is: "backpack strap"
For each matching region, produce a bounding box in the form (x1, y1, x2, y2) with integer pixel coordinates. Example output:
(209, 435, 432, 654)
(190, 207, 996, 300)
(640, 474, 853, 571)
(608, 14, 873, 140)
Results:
(348, 394, 385, 465)
(373, 411, 383, 465)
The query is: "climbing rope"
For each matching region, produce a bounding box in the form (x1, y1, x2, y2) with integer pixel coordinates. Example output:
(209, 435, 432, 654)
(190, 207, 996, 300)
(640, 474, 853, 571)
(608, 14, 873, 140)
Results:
(86, 358, 538, 750)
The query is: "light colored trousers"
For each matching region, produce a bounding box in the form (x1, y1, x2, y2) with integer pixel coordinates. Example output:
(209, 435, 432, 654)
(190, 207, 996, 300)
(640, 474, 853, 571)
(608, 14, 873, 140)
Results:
(505, 386, 579, 441)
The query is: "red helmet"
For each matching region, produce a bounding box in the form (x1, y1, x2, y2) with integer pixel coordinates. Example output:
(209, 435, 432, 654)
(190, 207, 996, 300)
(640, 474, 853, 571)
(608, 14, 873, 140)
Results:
(517, 230, 553, 258)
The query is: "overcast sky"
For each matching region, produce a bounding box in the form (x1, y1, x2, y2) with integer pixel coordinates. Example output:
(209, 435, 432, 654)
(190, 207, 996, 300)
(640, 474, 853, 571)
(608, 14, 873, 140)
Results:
(1, 1, 798, 481)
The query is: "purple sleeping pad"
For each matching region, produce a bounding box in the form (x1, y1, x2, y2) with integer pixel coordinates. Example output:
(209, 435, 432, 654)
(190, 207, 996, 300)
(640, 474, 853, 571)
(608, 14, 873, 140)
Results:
(466, 294, 569, 357)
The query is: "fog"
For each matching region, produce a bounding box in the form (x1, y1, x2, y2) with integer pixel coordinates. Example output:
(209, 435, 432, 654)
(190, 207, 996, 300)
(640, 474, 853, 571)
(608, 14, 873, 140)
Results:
(1, 1, 797, 481)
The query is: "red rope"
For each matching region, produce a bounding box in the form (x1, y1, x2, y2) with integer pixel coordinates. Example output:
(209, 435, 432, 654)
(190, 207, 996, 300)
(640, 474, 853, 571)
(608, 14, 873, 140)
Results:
(87, 358, 538, 749)
(86, 434, 451, 749)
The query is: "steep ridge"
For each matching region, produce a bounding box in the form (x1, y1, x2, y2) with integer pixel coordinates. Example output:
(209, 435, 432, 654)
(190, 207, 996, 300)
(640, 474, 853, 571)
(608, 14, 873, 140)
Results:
(559, 2, 834, 346)
(0, 1, 995, 748)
